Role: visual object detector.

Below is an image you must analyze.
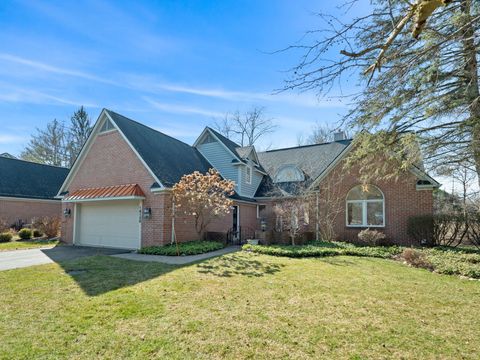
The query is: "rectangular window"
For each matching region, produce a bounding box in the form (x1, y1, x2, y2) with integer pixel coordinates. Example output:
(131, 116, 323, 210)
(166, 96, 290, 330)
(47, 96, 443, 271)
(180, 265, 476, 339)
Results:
(367, 202, 383, 226)
(347, 202, 363, 226)
(246, 165, 252, 184)
(347, 201, 384, 227)
(257, 204, 266, 219)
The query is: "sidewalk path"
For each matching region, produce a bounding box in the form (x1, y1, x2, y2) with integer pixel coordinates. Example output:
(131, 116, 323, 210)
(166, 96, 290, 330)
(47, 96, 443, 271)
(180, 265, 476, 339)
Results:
(111, 246, 240, 265)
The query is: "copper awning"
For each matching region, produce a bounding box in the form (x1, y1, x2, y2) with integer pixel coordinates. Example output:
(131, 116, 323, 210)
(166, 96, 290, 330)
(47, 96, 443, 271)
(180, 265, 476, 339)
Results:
(63, 184, 145, 202)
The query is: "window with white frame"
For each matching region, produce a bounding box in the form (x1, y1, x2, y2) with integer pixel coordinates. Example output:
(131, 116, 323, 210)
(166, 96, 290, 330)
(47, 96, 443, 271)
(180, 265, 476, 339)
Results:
(246, 165, 252, 184)
(100, 119, 115, 133)
(346, 185, 384, 227)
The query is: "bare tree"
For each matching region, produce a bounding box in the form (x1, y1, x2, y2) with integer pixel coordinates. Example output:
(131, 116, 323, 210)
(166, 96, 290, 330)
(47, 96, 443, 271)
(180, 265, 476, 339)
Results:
(298, 122, 335, 145)
(282, 0, 480, 186)
(213, 106, 277, 146)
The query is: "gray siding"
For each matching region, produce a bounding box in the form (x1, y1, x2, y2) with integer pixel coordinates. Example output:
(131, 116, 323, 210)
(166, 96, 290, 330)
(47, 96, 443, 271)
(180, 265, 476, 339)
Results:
(197, 142, 239, 190)
(239, 160, 263, 198)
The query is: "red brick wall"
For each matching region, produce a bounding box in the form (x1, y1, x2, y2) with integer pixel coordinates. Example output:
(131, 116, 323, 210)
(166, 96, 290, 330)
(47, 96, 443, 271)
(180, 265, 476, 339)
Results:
(61, 130, 160, 246)
(61, 130, 260, 247)
(0, 198, 61, 227)
(318, 162, 433, 246)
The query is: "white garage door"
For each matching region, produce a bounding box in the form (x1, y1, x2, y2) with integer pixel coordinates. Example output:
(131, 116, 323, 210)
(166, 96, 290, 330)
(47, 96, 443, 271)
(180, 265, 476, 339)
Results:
(76, 200, 140, 249)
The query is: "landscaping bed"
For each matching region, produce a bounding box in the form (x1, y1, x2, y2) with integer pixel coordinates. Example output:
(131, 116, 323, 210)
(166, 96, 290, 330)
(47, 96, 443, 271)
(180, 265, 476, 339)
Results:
(242, 241, 402, 259)
(243, 241, 480, 279)
(139, 240, 224, 256)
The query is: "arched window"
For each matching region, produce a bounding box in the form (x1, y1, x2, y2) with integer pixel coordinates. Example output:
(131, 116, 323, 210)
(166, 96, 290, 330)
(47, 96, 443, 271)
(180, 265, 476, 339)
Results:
(346, 185, 385, 227)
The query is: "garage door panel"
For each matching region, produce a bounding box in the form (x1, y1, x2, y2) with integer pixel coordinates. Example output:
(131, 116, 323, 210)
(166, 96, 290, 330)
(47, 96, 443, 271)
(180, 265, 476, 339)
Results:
(77, 201, 140, 249)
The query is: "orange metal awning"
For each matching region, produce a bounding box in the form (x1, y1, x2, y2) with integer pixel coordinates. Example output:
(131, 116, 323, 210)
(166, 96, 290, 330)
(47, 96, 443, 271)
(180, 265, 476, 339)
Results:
(63, 184, 145, 202)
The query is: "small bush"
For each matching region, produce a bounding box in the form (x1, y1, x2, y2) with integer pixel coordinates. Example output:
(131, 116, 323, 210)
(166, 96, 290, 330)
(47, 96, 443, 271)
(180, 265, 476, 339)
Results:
(357, 229, 386, 246)
(32, 217, 60, 239)
(243, 241, 401, 259)
(0, 232, 13, 243)
(18, 228, 32, 240)
(33, 229, 43, 238)
(0, 218, 9, 233)
(139, 241, 224, 256)
(401, 248, 433, 270)
(407, 215, 434, 245)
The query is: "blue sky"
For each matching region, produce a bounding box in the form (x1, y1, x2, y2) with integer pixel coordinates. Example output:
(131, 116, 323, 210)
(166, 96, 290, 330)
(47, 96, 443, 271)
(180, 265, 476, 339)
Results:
(0, 0, 356, 155)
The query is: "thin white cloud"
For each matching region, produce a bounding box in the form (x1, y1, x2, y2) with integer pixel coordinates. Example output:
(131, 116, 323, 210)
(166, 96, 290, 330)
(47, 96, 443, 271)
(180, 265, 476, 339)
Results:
(0, 53, 345, 110)
(0, 134, 24, 144)
(144, 97, 223, 118)
(0, 85, 99, 108)
(0, 53, 119, 86)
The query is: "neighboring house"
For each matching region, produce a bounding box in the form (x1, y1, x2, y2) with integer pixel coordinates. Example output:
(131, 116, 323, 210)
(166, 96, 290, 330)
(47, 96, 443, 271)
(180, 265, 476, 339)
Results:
(0, 156, 69, 227)
(58, 109, 439, 249)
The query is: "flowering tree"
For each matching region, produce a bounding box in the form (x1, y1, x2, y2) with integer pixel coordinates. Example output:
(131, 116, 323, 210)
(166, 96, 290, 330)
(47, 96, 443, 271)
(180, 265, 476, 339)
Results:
(273, 196, 311, 246)
(172, 169, 235, 240)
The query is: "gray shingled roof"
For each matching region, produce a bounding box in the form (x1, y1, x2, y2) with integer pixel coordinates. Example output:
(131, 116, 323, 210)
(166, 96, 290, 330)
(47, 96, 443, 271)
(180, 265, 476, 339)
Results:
(107, 110, 211, 187)
(257, 140, 352, 180)
(235, 146, 253, 159)
(255, 140, 352, 196)
(0, 157, 69, 200)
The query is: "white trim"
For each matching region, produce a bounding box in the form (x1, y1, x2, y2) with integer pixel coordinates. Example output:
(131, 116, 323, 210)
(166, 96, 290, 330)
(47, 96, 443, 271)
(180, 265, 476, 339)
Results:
(309, 142, 354, 190)
(63, 195, 145, 203)
(193, 127, 242, 162)
(57, 109, 165, 196)
(246, 165, 252, 184)
(105, 111, 165, 189)
(138, 200, 143, 249)
(151, 187, 172, 194)
(0, 196, 61, 203)
(57, 109, 110, 195)
(416, 184, 436, 190)
(345, 185, 385, 228)
(72, 203, 78, 246)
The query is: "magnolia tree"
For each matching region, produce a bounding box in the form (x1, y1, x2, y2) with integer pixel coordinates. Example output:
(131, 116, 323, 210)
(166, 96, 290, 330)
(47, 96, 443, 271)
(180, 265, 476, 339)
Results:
(172, 169, 235, 241)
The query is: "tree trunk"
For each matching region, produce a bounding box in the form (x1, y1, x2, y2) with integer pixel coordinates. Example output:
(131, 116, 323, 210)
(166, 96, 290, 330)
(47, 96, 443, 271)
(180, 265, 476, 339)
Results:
(461, 0, 480, 187)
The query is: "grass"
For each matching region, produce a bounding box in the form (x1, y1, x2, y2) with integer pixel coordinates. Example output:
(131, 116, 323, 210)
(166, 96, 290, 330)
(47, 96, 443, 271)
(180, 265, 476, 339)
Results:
(0, 252, 479, 359)
(0, 238, 59, 251)
(139, 240, 224, 256)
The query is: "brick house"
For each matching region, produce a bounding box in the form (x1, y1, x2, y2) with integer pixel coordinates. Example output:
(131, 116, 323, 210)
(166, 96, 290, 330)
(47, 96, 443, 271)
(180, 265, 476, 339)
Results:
(58, 109, 439, 249)
(0, 155, 69, 228)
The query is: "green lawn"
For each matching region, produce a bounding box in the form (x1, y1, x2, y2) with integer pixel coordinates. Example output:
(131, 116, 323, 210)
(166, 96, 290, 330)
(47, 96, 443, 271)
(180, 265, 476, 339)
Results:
(0, 238, 59, 251)
(0, 252, 479, 359)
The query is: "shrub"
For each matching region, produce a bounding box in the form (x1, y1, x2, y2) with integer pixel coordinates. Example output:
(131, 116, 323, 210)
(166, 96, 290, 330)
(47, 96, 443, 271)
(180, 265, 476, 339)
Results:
(357, 229, 386, 246)
(0, 218, 9, 233)
(407, 215, 434, 246)
(33, 229, 43, 238)
(139, 241, 224, 256)
(401, 248, 433, 270)
(0, 232, 13, 243)
(18, 228, 32, 240)
(242, 241, 402, 259)
(32, 217, 61, 239)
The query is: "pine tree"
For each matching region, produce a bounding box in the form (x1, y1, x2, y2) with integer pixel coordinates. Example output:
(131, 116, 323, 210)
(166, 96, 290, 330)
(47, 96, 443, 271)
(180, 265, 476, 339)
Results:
(66, 106, 92, 166)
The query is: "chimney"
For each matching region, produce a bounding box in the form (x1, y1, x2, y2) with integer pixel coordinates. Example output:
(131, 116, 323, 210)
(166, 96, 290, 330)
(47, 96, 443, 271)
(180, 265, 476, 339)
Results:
(333, 131, 347, 141)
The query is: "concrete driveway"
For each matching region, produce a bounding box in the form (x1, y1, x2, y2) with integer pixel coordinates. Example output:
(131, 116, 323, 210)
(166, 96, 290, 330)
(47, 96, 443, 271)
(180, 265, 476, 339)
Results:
(0, 246, 131, 271)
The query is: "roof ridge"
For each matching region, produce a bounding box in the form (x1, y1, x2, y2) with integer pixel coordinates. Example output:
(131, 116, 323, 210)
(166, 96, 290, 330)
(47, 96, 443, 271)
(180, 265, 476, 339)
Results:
(0, 156, 69, 170)
(206, 126, 241, 148)
(106, 109, 194, 148)
(259, 139, 353, 154)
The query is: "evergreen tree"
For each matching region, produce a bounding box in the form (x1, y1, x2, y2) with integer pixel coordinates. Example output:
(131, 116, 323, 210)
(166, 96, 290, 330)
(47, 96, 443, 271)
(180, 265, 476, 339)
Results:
(66, 106, 92, 166)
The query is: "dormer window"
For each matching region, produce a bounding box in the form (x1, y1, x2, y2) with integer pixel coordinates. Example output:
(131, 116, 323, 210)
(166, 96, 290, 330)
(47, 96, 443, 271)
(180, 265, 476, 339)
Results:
(246, 165, 252, 184)
(100, 119, 115, 133)
(274, 165, 305, 183)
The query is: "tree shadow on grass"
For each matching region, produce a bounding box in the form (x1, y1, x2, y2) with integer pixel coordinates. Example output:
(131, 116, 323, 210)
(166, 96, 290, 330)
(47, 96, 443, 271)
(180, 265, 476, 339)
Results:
(41, 245, 179, 297)
(196, 253, 284, 277)
(320, 257, 360, 267)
